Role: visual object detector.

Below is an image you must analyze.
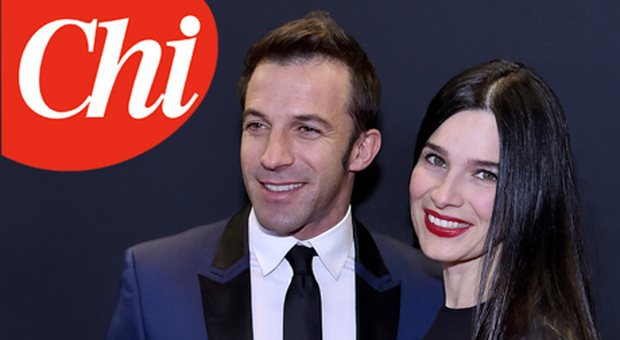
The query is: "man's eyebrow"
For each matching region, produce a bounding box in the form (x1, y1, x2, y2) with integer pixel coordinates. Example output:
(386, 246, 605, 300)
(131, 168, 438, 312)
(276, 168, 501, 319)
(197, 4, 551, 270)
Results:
(242, 110, 332, 127)
(242, 109, 265, 121)
(294, 114, 331, 127)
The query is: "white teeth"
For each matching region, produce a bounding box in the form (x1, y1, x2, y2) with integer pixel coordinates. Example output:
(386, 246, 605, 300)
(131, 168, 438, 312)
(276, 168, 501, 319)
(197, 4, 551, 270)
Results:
(264, 183, 303, 192)
(428, 214, 470, 229)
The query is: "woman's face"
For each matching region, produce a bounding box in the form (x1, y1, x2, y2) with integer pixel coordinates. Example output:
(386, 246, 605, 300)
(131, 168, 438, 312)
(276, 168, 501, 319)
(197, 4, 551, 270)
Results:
(410, 110, 499, 265)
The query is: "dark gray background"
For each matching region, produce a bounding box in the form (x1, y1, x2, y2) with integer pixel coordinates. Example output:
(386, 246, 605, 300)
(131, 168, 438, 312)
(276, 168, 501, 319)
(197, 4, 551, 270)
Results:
(2, 1, 618, 339)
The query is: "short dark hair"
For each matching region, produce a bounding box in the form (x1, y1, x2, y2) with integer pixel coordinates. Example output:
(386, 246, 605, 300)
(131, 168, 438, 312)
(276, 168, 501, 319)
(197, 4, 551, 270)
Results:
(414, 60, 598, 339)
(238, 11, 380, 140)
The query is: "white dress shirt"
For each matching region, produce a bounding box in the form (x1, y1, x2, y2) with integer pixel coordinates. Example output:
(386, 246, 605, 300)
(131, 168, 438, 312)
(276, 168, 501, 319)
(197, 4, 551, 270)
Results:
(248, 206, 356, 340)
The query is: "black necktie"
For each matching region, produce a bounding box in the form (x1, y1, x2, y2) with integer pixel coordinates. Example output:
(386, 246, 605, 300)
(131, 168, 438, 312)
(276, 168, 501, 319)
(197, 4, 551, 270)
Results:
(283, 245, 322, 340)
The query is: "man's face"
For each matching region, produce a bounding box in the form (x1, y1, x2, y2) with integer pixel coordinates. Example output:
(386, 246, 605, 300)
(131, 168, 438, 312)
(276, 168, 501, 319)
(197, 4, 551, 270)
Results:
(241, 59, 357, 240)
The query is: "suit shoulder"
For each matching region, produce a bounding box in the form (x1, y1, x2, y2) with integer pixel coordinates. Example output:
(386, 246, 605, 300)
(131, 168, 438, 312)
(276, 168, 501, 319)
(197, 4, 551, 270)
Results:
(128, 217, 230, 267)
(370, 232, 442, 281)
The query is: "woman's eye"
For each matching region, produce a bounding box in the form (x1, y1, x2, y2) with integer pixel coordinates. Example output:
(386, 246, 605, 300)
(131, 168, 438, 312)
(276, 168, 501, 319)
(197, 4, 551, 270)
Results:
(426, 154, 446, 167)
(474, 170, 498, 182)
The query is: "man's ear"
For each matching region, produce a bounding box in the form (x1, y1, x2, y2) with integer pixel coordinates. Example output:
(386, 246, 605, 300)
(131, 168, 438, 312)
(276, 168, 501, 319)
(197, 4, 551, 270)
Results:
(347, 129, 382, 172)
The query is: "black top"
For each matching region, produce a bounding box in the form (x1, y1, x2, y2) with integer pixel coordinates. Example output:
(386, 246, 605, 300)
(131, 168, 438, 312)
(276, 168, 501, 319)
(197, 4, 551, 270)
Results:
(423, 304, 563, 340)
(423, 305, 475, 340)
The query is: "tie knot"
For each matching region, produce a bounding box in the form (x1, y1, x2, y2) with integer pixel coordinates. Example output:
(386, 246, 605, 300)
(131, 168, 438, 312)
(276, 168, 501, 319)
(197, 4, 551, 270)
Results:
(286, 245, 316, 275)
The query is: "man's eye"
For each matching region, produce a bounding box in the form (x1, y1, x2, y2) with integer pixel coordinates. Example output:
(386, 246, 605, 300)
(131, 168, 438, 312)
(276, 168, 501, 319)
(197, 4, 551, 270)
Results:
(244, 122, 265, 131)
(299, 126, 321, 134)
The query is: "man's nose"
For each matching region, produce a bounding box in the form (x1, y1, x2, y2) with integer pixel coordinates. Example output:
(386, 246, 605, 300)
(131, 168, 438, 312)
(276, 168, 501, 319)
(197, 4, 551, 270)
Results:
(260, 130, 294, 170)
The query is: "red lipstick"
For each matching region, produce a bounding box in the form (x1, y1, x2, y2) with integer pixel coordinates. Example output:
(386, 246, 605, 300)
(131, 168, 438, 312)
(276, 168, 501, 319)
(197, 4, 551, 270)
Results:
(424, 209, 471, 238)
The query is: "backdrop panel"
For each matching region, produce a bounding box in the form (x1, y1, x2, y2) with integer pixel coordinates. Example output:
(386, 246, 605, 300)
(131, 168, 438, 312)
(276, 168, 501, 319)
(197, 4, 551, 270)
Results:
(1, 1, 618, 339)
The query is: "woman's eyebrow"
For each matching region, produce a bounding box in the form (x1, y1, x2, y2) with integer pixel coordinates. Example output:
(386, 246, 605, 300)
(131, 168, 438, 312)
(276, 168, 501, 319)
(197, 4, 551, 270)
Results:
(424, 142, 447, 155)
(469, 159, 499, 169)
(426, 142, 499, 168)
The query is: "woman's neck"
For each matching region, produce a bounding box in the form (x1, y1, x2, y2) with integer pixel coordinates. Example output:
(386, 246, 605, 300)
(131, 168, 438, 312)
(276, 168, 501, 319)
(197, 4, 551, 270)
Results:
(442, 257, 484, 309)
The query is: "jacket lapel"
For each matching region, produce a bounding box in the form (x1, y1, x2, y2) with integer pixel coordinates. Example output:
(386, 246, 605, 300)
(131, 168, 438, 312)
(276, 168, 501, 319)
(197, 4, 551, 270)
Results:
(198, 209, 401, 340)
(354, 220, 401, 340)
(199, 206, 253, 340)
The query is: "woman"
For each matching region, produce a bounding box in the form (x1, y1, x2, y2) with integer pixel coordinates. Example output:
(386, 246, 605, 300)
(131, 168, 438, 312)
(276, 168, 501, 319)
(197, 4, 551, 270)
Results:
(409, 60, 598, 339)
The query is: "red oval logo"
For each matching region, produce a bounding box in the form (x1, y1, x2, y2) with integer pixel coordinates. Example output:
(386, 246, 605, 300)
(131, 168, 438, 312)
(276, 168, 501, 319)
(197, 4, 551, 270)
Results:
(1, 0, 218, 171)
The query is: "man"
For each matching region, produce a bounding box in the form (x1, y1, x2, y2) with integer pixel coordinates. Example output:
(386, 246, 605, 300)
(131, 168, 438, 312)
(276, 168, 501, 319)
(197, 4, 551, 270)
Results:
(106, 11, 442, 340)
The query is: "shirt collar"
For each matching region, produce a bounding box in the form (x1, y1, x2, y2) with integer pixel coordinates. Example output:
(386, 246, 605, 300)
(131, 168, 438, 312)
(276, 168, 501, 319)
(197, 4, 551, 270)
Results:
(248, 206, 354, 280)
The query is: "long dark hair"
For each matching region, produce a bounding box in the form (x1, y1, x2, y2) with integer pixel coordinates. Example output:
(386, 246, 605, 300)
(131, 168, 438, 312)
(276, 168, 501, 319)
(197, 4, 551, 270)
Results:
(414, 60, 598, 339)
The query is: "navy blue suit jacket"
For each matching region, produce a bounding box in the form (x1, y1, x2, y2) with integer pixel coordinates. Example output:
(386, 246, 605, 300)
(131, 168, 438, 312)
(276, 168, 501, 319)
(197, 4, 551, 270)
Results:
(106, 206, 443, 340)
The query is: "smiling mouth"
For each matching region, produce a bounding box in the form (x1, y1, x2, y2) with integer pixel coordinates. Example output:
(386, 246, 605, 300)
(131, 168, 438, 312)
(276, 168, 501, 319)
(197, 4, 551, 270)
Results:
(263, 183, 304, 192)
(427, 213, 471, 229)
(423, 210, 472, 238)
